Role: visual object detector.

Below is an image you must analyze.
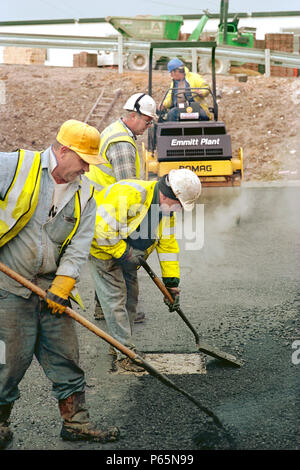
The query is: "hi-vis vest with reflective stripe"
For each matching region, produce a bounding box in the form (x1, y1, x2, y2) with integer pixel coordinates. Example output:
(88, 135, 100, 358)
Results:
(0, 149, 41, 248)
(0, 149, 93, 257)
(85, 120, 140, 194)
(90, 179, 179, 280)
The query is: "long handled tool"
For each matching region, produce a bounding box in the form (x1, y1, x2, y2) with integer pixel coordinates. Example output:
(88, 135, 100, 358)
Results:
(139, 258, 242, 368)
(0, 261, 223, 429)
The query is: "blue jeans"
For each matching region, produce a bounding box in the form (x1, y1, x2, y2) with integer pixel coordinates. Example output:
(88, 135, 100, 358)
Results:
(0, 288, 85, 405)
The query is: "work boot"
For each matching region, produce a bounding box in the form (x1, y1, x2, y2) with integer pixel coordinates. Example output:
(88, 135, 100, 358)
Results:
(109, 346, 117, 357)
(135, 300, 146, 323)
(110, 347, 145, 372)
(94, 301, 105, 321)
(58, 392, 119, 443)
(134, 311, 145, 323)
(0, 403, 14, 450)
(116, 357, 145, 373)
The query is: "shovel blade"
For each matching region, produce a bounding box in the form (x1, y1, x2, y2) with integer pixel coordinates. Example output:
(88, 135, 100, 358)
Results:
(197, 343, 243, 368)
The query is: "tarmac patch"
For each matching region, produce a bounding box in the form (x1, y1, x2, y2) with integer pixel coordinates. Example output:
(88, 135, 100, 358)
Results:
(111, 353, 206, 375)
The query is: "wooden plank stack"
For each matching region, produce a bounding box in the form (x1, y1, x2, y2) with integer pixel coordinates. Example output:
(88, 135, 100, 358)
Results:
(243, 33, 297, 77)
(73, 51, 98, 67)
(3, 47, 46, 65)
(265, 33, 295, 77)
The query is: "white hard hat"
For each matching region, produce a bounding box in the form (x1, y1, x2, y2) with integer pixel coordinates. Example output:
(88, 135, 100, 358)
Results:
(168, 169, 201, 211)
(123, 93, 157, 119)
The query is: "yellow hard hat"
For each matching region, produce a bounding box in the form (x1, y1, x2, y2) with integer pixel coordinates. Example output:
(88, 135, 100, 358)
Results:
(56, 120, 105, 165)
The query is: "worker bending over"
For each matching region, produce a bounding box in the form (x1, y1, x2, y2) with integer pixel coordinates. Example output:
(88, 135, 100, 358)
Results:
(88, 169, 201, 372)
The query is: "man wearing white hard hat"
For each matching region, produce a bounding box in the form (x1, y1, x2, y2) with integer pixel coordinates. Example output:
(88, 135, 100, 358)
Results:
(86, 92, 156, 191)
(86, 92, 157, 323)
(88, 169, 201, 372)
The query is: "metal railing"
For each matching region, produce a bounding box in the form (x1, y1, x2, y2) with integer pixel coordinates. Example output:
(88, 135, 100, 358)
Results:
(0, 32, 299, 76)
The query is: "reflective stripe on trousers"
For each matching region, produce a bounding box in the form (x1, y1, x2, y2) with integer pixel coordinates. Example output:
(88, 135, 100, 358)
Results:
(158, 253, 179, 262)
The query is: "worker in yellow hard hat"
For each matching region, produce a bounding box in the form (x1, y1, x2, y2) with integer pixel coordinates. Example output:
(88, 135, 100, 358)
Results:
(0, 119, 119, 449)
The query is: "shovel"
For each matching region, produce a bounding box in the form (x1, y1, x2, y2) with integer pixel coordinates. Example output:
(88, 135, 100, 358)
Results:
(139, 258, 242, 368)
(0, 260, 225, 429)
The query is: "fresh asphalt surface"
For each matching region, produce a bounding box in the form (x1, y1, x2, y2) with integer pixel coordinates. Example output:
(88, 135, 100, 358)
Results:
(5, 184, 300, 452)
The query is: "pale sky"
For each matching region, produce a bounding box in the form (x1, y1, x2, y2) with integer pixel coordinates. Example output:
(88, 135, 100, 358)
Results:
(1, 0, 300, 21)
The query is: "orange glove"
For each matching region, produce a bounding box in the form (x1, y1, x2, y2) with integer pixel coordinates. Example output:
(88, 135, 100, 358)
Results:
(45, 275, 76, 315)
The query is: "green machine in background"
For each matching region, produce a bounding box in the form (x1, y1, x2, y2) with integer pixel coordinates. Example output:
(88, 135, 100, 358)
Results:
(217, 0, 255, 48)
(102, 2, 255, 72)
(189, 1, 255, 48)
(106, 15, 184, 40)
(218, 17, 254, 48)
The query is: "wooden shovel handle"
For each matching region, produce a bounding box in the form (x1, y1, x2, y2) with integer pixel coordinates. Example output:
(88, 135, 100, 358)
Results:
(0, 261, 137, 360)
(0, 262, 230, 421)
(138, 257, 174, 303)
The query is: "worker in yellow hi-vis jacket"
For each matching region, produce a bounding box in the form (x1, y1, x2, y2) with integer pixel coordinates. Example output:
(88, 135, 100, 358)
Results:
(160, 58, 213, 121)
(89, 169, 201, 373)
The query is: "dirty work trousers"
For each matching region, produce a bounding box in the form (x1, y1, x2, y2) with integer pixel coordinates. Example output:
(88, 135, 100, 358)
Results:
(89, 256, 138, 357)
(0, 288, 85, 406)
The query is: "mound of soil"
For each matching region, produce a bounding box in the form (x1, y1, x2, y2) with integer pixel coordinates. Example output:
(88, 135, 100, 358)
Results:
(0, 64, 299, 182)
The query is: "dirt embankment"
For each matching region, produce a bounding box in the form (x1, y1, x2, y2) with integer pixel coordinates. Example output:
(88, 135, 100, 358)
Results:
(0, 64, 299, 182)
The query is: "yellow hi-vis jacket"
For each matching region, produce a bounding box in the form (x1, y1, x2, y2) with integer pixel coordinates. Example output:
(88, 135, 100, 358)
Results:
(0, 149, 92, 257)
(85, 120, 140, 194)
(163, 67, 213, 119)
(90, 179, 180, 280)
(0, 149, 42, 248)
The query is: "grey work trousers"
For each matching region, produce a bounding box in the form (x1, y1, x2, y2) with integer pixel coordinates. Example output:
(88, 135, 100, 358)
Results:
(89, 256, 138, 356)
(0, 288, 85, 406)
